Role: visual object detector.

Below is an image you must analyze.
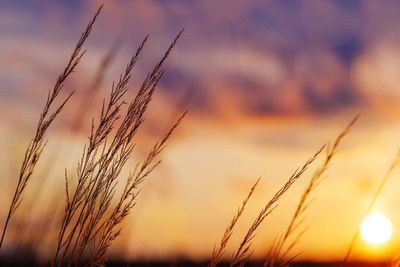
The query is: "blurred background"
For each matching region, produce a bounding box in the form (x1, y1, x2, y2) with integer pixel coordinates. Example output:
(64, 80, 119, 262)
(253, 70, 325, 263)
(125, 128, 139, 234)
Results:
(1, 0, 400, 263)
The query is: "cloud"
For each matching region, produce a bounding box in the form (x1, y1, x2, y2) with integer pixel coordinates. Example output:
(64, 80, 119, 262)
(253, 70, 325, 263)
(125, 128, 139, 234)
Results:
(3, 0, 400, 120)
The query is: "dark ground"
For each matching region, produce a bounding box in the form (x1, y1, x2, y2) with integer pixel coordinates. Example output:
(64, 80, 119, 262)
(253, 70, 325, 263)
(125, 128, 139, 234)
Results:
(0, 257, 392, 267)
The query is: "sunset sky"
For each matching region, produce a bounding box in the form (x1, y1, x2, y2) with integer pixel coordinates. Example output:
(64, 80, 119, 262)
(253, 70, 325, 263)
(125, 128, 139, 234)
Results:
(1, 0, 400, 263)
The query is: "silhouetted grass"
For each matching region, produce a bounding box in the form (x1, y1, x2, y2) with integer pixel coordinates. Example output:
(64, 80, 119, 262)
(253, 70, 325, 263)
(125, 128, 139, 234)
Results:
(266, 115, 359, 267)
(209, 178, 260, 267)
(53, 26, 184, 265)
(230, 145, 325, 267)
(0, 3, 102, 252)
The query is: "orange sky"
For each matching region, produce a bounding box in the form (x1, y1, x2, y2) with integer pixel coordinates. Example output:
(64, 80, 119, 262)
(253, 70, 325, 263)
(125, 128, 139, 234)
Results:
(1, 0, 400, 263)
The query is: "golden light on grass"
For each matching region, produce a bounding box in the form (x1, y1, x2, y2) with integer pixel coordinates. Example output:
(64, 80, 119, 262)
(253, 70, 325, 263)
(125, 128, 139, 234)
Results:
(360, 214, 392, 246)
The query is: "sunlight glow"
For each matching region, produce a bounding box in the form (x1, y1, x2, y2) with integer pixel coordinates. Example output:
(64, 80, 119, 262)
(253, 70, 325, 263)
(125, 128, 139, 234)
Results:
(361, 214, 392, 245)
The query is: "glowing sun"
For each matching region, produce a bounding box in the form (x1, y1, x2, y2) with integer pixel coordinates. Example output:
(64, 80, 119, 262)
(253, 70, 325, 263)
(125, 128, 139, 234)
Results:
(361, 213, 393, 245)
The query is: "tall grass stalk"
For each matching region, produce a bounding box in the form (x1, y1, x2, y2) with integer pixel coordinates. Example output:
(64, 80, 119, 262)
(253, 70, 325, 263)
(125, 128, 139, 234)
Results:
(209, 177, 260, 267)
(265, 115, 359, 267)
(17, 41, 119, 252)
(230, 145, 325, 267)
(0, 4, 102, 251)
(53, 30, 184, 265)
(90, 111, 186, 266)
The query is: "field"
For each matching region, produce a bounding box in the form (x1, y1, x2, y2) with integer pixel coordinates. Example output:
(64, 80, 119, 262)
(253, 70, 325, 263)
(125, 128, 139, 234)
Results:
(1, 1, 400, 266)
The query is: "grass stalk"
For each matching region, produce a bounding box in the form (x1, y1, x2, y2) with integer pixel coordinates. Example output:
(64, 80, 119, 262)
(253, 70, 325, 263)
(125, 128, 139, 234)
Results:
(230, 145, 325, 267)
(54, 30, 184, 266)
(209, 177, 260, 267)
(0, 4, 102, 252)
(265, 115, 359, 267)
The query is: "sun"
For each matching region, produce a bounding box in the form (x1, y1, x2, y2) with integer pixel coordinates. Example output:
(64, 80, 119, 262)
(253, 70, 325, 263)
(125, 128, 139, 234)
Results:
(360, 213, 393, 245)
